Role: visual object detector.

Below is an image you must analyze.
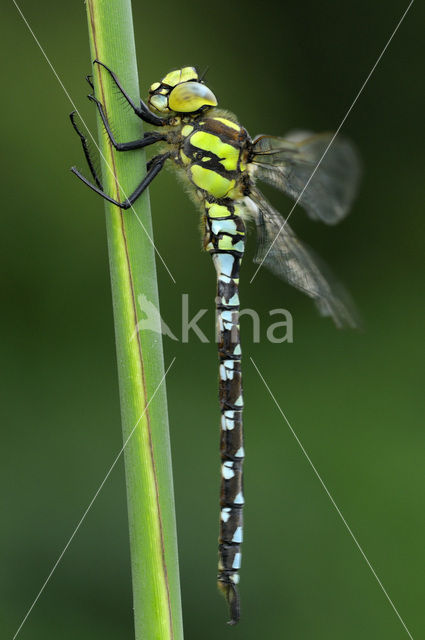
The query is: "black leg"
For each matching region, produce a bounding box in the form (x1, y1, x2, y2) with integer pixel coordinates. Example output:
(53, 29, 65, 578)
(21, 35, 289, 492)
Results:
(94, 59, 167, 127)
(71, 152, 170, 210)
(87, 94, 166, 151)
(69, 111, 103, 190)
(86, 74, 94, 91)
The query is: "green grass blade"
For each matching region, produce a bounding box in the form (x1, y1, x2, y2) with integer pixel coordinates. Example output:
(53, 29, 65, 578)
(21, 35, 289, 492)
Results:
(83, 2, 183, 638)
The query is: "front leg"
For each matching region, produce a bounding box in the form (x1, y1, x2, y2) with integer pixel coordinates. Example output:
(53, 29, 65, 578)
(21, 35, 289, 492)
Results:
(94, 59, 167, 127)
(71, 152, 170, 210)
(88, 94, 167, 151)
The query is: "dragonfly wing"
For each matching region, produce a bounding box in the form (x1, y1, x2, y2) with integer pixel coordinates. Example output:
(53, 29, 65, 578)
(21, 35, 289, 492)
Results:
(250, 187, 359, 328)
(251, 131, 360, 225)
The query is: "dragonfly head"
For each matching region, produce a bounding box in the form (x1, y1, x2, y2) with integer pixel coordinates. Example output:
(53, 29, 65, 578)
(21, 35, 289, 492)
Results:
(148, 66, 217, 114)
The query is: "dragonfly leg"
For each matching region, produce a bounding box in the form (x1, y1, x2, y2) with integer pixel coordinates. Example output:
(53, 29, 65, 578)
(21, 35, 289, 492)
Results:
(71, 152, 170, 210)
(93, 59, 167, 127)
(69, 111, 103, 190)
(87, 94, 166, 151)
(85, 74, 94, 91)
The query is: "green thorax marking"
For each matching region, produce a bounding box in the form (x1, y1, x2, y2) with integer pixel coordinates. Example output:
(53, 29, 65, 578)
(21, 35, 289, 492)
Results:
(172, 113, 251, 201)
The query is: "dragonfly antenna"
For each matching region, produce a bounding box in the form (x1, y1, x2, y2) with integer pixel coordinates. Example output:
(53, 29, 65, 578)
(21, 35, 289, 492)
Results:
(199, 65, 210, 82)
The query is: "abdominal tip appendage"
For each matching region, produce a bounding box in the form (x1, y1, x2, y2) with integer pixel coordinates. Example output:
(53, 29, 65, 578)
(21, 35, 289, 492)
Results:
(227, 583, 240, 625)
(218, 577, 241, 625)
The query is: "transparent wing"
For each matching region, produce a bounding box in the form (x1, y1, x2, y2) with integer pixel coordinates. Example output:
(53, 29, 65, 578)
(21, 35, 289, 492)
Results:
(251, 131, 360, 225)
(250, 187, 359, 328)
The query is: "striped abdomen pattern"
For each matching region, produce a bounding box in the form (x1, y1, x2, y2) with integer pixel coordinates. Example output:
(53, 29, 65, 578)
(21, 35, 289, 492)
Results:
(205, 200, 246, 625)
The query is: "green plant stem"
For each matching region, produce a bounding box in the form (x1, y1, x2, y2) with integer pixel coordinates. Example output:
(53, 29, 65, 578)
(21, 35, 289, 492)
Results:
(85, 2, 183, 638)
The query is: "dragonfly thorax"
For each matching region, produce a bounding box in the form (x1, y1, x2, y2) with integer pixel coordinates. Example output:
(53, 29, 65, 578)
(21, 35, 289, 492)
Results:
(148, 66, 217, 114)
(174, 115, 252, 201)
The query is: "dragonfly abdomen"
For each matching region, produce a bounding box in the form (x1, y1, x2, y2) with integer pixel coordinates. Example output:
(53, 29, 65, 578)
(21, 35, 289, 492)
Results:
(205, 201, 246, 624)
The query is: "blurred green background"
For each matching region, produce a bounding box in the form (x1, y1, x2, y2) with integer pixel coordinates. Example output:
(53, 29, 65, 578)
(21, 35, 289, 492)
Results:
(1, 1, 423, 638)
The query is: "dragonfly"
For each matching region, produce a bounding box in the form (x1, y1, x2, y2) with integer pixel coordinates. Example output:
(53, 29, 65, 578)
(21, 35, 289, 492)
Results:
(71, 62, 360, 625)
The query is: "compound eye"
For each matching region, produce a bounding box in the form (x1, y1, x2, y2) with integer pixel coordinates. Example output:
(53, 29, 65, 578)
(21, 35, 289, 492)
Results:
(168, 82, 217, 113)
